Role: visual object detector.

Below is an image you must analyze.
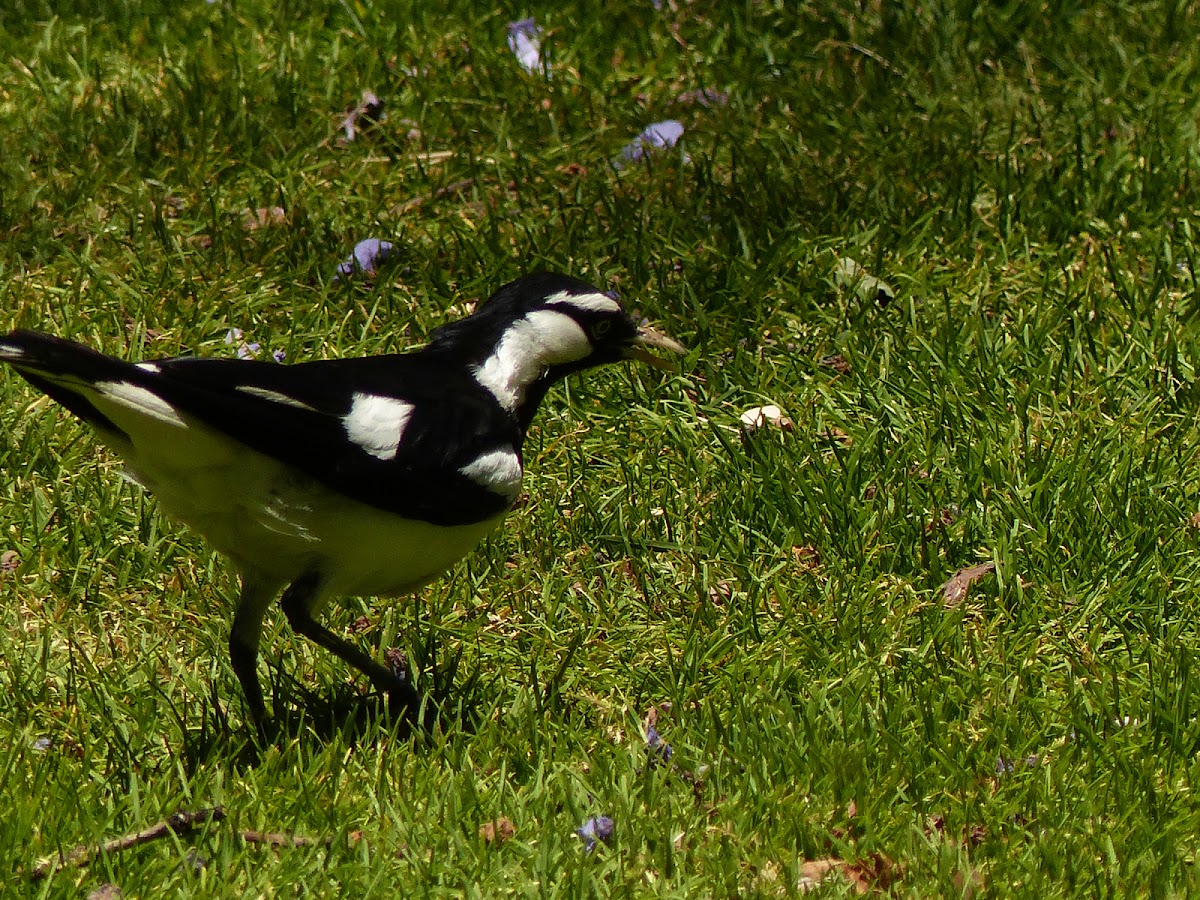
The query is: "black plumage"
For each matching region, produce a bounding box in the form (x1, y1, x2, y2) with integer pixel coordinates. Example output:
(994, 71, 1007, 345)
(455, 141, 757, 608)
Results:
(0, 272, 684, 728)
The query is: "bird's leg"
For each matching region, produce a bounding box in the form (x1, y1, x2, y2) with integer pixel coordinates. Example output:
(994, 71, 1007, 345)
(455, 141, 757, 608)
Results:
(280, 572, 422, 718)
(229, 571, 285, 731)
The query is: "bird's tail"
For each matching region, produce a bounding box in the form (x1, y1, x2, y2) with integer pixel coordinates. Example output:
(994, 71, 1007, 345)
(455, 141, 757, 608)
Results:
(0, 330, 140, 440)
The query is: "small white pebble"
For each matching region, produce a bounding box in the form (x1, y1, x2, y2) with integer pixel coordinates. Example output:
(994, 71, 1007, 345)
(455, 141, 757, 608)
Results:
(739, 405, 794, 433)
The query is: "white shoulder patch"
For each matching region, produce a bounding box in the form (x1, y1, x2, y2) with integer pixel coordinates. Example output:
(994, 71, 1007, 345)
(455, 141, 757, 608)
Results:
(459, 447, 523, 496)
(473, 310, 591, 410)
(96, 381, 187, 427)
(343, 393, 414, 461)
(135, 362, 162, 373)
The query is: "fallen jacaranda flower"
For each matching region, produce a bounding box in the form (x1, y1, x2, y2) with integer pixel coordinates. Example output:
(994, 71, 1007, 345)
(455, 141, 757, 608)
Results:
(619, 119, 684, 164)
(224, 328, 284, 362)
(507, 18, 542, 73)
(341, 90, 386, 142)
(336, 238, 395, 281)
(646, 724, 674, 767)
(577, 815, 615, 852)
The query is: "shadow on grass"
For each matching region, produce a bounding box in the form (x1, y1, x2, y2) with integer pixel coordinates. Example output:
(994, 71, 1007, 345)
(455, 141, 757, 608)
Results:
(174, 643, 486, 772)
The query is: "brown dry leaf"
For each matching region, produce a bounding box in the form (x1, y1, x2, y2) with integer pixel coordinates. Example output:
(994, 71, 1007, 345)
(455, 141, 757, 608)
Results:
(819, 426, 852, 447)
(1189, 512, 1200, 529)
(243, 206, 286, 230)
(792, 545, 820, 571)
(644, 701, 671, 731)
(750, 860, 783, 894)
(121, 312, 165, 342)
(954, 868, 986, 897)
(845, 853, 902, 892)
(941, 562, 996, 607)
(349, 615, 371, 634)
(0, 549, 18, 573)
(819, 353, 851, 374)
(708, 580, 734, 606)
(964, 823, 988, 846)
(797, 858, 850, 893)
(798, 853, 901, 894)
(87, 886, 122, 900)
(479, 817, 516, 844)
(557, 162, 588, 176)
(926, 506, 959, 532)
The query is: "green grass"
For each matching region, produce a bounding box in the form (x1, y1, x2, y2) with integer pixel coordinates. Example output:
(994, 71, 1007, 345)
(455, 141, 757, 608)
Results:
(3, 0, 1200, 895)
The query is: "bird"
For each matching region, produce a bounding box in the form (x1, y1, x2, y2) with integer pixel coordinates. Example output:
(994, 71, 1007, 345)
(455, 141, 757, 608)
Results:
(0, 272, 685, 729)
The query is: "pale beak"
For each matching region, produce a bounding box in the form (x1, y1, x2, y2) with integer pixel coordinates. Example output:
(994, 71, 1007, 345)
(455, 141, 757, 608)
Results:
(626, 324, 688, 371)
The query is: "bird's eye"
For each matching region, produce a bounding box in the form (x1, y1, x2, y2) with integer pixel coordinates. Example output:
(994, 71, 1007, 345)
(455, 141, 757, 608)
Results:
(591, 320, 613, 340)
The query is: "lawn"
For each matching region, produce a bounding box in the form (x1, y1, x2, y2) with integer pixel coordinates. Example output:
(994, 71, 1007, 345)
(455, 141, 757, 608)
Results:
(3, 0, 1200, 896)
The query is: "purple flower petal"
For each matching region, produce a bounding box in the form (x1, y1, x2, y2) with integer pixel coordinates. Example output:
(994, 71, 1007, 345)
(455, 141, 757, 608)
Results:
(336, 238, 395, 281)
(620, 119, 685, 164)
(646, 724, 674, 766)
(507, 18, 542, 73)
(576, 815, 615, 852)
(341, 90, 385, 142)
(272, 349, 287, 363)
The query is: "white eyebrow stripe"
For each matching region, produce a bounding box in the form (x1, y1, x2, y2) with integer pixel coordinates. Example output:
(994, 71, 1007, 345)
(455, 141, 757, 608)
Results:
(342, 393, 414, 461)
(459, 447, 523, 496)
(95, 381, 188, 427)
(236, 385, 319, 412)
(544, 290, 622, 314)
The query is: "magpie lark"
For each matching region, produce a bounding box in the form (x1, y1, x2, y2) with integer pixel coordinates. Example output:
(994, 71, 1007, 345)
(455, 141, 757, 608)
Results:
(0, 273, 685, 727)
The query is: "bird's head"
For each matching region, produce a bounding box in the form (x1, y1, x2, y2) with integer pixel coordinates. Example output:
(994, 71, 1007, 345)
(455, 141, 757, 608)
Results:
(426, 273, 686, 414)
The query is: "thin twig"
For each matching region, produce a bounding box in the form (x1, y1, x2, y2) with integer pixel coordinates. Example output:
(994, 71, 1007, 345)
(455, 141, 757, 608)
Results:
(239, 830, 331, 848)
(388, 177, 475, 216)
(28, 807, 226, 881)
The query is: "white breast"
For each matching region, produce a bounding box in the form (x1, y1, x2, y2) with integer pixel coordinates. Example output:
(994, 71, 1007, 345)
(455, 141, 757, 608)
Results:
(84, 385, 502, 601)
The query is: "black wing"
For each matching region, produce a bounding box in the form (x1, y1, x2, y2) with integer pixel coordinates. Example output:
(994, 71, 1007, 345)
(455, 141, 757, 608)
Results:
(1, 331, 521, 526)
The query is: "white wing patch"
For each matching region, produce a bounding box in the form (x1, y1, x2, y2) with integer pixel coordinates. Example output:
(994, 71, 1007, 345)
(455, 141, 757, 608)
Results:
(95, 381, 187, 428)
(135, 362, 162, 373)
(236, 385, 318, 411)
(343, 393, 414, 461)
(473, 310, 591, 410)
(0, 344, 25, 360)
(459, 447, 523, 496)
